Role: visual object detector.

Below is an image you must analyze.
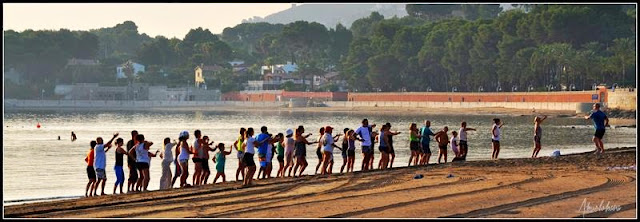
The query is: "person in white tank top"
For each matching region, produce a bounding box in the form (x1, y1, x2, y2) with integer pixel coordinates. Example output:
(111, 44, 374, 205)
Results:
(458, 121, 476, 160)
(283, 129, 296, 178)
(491, 118, 504, 160)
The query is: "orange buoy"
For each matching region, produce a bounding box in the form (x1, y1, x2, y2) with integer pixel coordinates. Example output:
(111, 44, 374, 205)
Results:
(37, 123, 41, 128)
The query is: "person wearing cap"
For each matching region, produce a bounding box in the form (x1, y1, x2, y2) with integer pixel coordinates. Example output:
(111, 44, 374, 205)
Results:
(320, 126, 343, 175)
(283, 129, 295, 177)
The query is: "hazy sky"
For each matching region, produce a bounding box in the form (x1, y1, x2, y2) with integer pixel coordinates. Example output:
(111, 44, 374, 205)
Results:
(3, 3, 294, 39)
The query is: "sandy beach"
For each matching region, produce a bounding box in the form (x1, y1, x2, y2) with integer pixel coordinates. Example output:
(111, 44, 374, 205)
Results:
(4, 147, 636, 218)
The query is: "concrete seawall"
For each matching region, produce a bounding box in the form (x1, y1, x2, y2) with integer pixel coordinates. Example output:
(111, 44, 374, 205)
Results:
(325, 101, 583, 112)
(3, 99, 288, 111)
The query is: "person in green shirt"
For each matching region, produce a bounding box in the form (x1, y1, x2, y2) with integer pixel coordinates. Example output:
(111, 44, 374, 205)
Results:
(213, 143, 232, 183)
(275, 133, 285, 177)
(234, 128, 246, 182)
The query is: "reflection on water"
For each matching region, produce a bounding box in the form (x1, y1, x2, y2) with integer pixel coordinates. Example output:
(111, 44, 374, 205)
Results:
(3, 110, 636, 203)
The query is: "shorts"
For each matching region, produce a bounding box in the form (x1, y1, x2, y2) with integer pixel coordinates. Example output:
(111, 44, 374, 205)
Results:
(179, 159, 189, 165)
(492, 139, 500, 144)
(378, 146, 390, 153)
(114, 165, 125, 185)
(128, 164, 138, 182)
(87, 166, 96, 180)
(174, 160, 182, 177)
(192, 158, 202, 163)
(260, 160, 267, 168)
(316, 148, 323, 160)
(237, 150, 244, 159)
(96, 168, 106, 180)
(295, 145, 306, 157)
(202, 159, 210, 172)
(389, 146, 395, 154)
(422, 142, 431, 154)
(410, 141, 420, 151)
(243, 153, 256, 167)
(136, 162, 149, 170)
(277, 155, 284, 163)
(438, 144, 447, 151)
(348, 149, 356, 158)
(341, 150, 347, 159)
(362, 146, 371, 154)
(594, 129, 605, 139)
(534, 136, 541, 144)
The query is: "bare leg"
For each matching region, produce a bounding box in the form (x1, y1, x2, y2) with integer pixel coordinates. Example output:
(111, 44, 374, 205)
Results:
(390, 152, 395, 168)
(101, 179, 107, 195)
(85, 180, 95, 197)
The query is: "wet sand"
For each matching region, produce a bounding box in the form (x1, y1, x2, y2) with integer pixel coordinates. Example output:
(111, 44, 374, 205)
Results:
(4, 147, 636, 218)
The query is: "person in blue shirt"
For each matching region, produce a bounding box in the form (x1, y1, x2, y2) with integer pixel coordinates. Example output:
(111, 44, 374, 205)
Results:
(585, 103, 609, 154)
(419, 120, 435, 165)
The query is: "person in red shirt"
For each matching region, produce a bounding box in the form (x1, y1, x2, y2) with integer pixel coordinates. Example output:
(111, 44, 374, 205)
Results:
(85, 140, 97, 197)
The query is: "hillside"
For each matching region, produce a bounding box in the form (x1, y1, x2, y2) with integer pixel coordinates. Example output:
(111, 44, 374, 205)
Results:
(242, 3, 408, 29)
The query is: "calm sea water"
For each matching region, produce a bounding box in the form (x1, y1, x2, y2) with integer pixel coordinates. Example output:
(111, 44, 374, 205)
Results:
(3, 110, 636, 203)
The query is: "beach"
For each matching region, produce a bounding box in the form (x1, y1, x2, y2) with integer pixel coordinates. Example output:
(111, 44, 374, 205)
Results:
(5, 147, 636, 218)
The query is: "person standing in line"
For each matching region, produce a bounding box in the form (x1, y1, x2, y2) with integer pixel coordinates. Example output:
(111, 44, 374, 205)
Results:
(491, 118, 504, 160)
(160, 137, 176, 190)
(283, 129, 296, 177)
(585, 103, 609, 154)
(213, 143, 233, 183)
(200, 135, 216, 184)
(276, 133, 286, 178)
(191, 130, 204, 186)
(458, 122, 476, 161)
(434, 127, 449, 164)
(242, 127, 270, 186)
(85, 141, 97, 197)
(128, 134, 155, 192)
(176, 131, 193, 188)
(126, 130, 139, 193)
(383, 122, 400, 169)
(320, 126, 342, 175)
(531, 115, 547, 158)
(234, 128, 246, 181)
(255, 126, 271, 179)
(265, 134, 279, 179)
(355, 119, 375, 171)
(171, 136, 182, 188)
(340, 128, 350, 174)
(408, 123, 421, 166)
(450, 131, 460, 160)
(419, 121, 435, 165)
(314, 127, 326, 175)
(292, 125, 316, 177)
(93, 133, 119, 196)
(345, 129, 357, 173)
(377, 125, 391, 170)
(113, 138, 128, 194)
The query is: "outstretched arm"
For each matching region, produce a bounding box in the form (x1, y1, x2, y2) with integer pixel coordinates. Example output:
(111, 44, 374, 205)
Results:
(465, 127, 476, 131)
(105, 133, 119, 148)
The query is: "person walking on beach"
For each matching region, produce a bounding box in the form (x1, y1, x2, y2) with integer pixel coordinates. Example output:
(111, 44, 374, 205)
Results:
(126, 130, 139, 193)
(383, 122, 400, 169)
(191, 130, 204, 186)
(71, 131, 77, 142)
(314, 127, 326, 175)
(585, 103, 609, 154)
(177, 130, 193, 187)
(276, 133, 286, 178)
(113, 138, 127, 194)
(340, 128, 350, 174)
(160, 138, 176, 190)
(532, 115, 547, 158)
(292, 125, 316, 177)
(320, 126, 343, 175)
(234, 128, 246, 181)
(419, 121, 435, 165)
(491, 118, 504, 160)
(355, 119, 375, 171)
(434, 127, 449, 164)
(283, 129, 296, 177)
(458, 122, 476, 161)
(93, 133, 118, 196)
(213, 143, 233, 183)
(408, 123, 421, 166)
(85, 141, 97, 197)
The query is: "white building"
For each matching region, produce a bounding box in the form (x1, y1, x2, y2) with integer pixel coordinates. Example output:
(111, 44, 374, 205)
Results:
(116, 61, 145, 79)
(261, 61, 298, 75)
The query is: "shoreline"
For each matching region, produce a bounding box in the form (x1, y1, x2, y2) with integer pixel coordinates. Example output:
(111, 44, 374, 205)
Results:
(4, 147, 636, 218)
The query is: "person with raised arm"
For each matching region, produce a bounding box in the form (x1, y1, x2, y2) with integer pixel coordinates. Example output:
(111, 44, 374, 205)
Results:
(93, 132, 119, 196)
(458, 121, 476, 161)
(532, 115, 547, 158)
(491, 118, 504, 160)
(292, 125, 316, 177)
(585, 103, 609, 154)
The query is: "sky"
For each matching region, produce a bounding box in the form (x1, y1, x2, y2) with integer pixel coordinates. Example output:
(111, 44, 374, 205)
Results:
(2, 3, 294, 39)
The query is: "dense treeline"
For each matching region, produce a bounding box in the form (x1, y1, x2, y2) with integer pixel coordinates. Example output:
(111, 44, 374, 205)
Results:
(4, 4, 636, 99)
